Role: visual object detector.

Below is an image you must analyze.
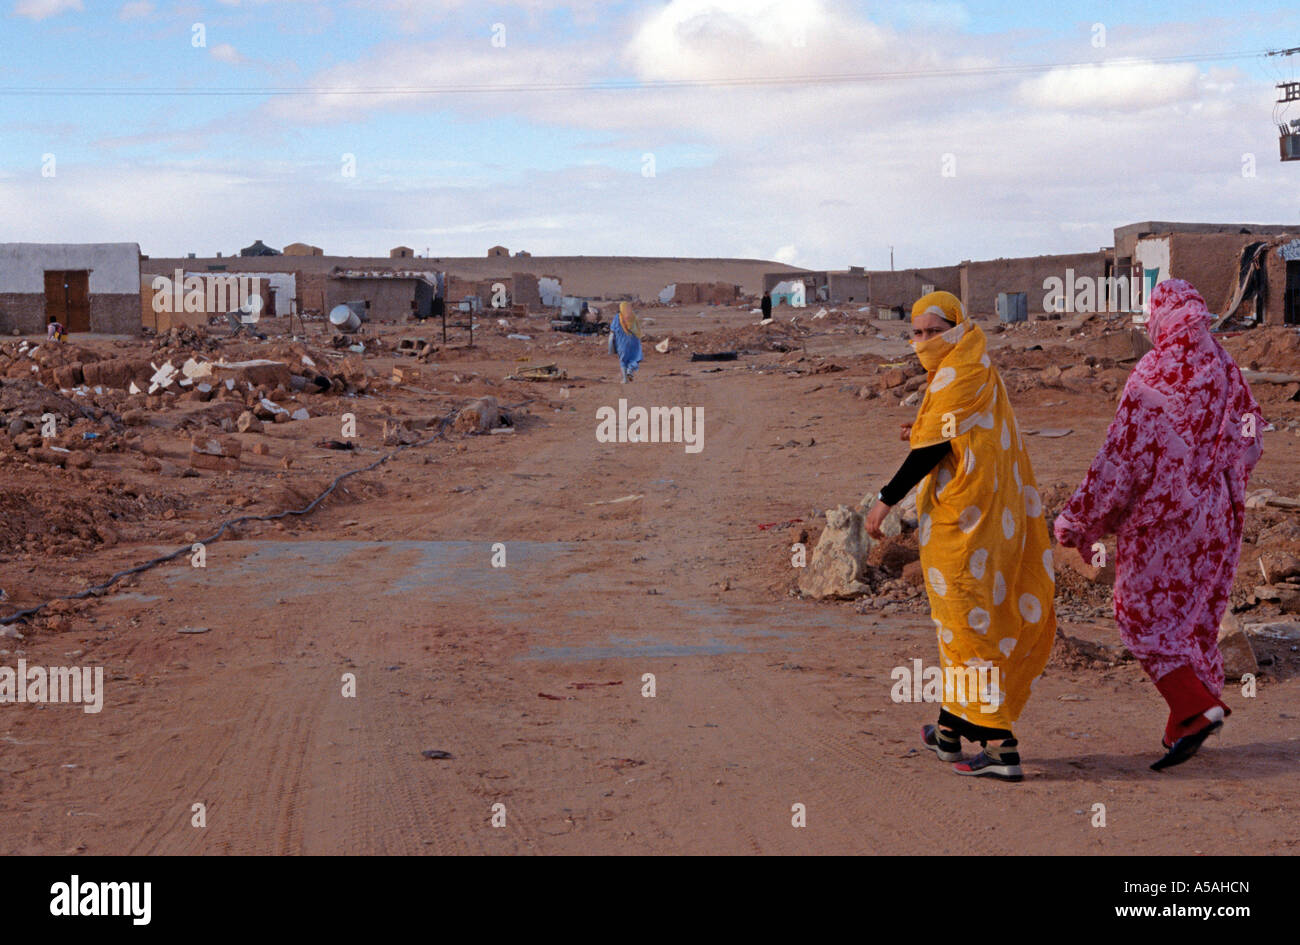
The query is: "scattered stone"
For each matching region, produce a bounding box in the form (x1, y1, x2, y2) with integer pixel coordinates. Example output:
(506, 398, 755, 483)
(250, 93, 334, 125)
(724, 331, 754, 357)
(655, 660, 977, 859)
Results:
(236, 411, 264, 433)
(1218, 612, 1258, 679)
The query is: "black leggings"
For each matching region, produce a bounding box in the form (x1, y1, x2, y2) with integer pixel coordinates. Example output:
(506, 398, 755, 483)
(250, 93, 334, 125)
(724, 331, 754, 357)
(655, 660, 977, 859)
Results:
(938, 708, 1012, 742)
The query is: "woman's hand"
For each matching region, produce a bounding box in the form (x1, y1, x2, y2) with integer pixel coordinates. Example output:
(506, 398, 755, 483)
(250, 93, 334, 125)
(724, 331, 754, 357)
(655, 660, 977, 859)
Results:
(899, 422, 912, 442)
(864, 499, 892, 540)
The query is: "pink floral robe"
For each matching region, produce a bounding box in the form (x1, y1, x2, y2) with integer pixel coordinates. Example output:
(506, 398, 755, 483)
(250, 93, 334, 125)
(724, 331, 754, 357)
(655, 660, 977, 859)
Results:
(1054, 280, 1264, 694)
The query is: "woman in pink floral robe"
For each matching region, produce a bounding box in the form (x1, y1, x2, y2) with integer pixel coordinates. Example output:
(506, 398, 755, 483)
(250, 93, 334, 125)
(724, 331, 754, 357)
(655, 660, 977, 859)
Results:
(1054, 279, 1264, 770)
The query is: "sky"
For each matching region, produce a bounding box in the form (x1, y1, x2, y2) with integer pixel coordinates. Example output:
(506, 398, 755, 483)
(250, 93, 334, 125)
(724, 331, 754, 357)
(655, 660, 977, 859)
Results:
(1, 0, 1298, 270)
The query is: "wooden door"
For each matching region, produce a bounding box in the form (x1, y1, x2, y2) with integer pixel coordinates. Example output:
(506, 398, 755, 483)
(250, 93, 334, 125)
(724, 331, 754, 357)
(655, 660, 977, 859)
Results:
(43, 270, 92, 332)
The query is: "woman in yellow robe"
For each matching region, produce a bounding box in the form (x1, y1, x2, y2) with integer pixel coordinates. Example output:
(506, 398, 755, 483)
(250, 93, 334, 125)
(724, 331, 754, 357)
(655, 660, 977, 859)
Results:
(864, 291, 1055, 780)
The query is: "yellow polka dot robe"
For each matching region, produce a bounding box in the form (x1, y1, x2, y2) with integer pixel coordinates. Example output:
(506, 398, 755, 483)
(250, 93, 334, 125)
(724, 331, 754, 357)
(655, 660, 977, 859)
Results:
(908, 292, 1056, 731)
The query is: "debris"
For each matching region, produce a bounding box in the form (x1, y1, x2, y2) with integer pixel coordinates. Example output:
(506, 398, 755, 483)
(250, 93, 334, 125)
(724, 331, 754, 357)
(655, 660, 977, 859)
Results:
(236, 411, 264, 434)
(757, 518, 803, 530)
(315, 439, 355, 451)
(690, 352, 738, 362)
(537, 692, 573, 701)
(177, 626, 211, 634)
(1026, 428, 1073, 438)
(654, 338, 671, 353)
(586, 494, 643, 506)
(510, 363, 568, 382)
(568, 681, 623, 689)
(507, 333, 532, 341)
(421, 749, 454, 760)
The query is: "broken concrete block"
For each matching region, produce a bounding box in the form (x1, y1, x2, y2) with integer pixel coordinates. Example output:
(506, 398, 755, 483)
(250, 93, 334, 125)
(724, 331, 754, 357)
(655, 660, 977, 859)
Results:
(190, 434, 241, 458)
(797, 505, 874, 600)
(210, 359, 293, 391)
(1217, 612, 1258, 679)
(189, 451, 240, 472)
(290, 408, 310, 422)
(453, 396, 501, 434)
(236, 411, 264, 434)
(251, 442, 270, 456)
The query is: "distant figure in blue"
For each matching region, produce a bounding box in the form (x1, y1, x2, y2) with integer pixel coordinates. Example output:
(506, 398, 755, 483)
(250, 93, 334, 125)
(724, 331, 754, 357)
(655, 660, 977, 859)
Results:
(609, 301, 643, 384)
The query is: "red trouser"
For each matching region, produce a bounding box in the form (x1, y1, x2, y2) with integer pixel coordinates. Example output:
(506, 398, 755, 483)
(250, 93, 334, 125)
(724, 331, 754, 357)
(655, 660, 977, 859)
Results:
(1154, 665, 1230, 746)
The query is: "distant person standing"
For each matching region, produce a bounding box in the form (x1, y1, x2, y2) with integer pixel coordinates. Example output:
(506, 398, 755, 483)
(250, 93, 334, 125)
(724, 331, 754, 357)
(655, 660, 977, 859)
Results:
(761, 292, 773, 322)
(608, 301, 643, 384)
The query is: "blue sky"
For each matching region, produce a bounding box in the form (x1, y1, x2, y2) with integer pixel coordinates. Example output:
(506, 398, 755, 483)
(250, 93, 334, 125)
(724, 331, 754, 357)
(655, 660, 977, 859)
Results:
(2, 1, 1299, 269)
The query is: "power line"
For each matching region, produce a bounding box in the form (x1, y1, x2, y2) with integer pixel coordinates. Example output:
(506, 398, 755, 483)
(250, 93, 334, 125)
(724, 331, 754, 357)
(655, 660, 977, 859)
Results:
(0, 48, 1268, 96)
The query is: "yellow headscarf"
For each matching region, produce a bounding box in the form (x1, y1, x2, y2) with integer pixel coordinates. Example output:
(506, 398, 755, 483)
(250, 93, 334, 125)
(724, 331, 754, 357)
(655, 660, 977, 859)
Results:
(907, 291, 1056, 730)
(618, 302, 642, 338)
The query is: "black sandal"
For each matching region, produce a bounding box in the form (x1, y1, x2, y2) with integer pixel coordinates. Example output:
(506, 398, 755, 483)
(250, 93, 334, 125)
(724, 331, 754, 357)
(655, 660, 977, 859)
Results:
(954, 738, 1023, 781)
(1151, 708, 1224, 771)
(922, 724, 963, 762)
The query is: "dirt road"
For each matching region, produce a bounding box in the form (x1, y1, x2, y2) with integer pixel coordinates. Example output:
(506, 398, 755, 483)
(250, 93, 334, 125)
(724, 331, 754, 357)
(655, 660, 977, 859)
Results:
(2, 307, 1297, 855)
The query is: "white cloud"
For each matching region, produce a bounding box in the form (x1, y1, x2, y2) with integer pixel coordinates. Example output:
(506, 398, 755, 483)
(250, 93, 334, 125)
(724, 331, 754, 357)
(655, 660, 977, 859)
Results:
(1018, 61, 1200, 111)
(210, 43, 246, 65)
(773, 244, 798, 265)
(118, 0, 153, 19)
(13, 0, 83, 20)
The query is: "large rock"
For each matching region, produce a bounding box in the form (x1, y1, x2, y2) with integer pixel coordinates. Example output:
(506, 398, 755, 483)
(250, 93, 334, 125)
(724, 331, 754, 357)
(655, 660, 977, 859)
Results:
(453, 396, 501, 434)
(877, 368, 907, 392)
(1217, 612, 1258, 680)
(798, 505, 874, 599)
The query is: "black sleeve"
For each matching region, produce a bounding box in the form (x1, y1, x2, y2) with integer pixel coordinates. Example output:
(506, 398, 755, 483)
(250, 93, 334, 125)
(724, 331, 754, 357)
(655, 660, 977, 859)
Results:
(879, 441, 952, 506)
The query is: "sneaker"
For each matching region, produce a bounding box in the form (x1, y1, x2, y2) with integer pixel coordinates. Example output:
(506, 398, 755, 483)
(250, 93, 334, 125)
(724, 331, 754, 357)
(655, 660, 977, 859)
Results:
(922, 724, 962, 762)
(954, 738, 1023, 781)
(1152, 707, 1223, 771)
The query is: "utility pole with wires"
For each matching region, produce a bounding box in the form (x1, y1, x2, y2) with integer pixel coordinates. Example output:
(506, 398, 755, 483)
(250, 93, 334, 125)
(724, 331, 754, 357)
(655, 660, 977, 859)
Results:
(1267, 46, 1300, 161)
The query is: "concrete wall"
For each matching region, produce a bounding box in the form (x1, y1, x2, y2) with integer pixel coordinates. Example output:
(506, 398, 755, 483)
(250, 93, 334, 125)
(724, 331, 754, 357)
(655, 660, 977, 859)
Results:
(869, 266, 961, 311)
(0, 294, 140, 335)
(828, 272, 870, 303)
(1165, 231, 1300, 322)
(511, 272, 541, 310)
(0, 242, 141, 293)
(763, 270, 825, 294)
(961, 252, 1105, 317)
(326, 278, 422, 323)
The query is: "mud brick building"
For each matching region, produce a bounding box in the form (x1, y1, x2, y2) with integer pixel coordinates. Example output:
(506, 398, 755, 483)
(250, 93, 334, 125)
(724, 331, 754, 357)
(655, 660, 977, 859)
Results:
(0, 242, 142, 335)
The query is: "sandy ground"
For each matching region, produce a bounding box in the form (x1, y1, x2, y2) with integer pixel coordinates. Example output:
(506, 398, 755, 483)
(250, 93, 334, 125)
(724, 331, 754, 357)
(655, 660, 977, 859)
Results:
(1, 303, 1298, 855)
